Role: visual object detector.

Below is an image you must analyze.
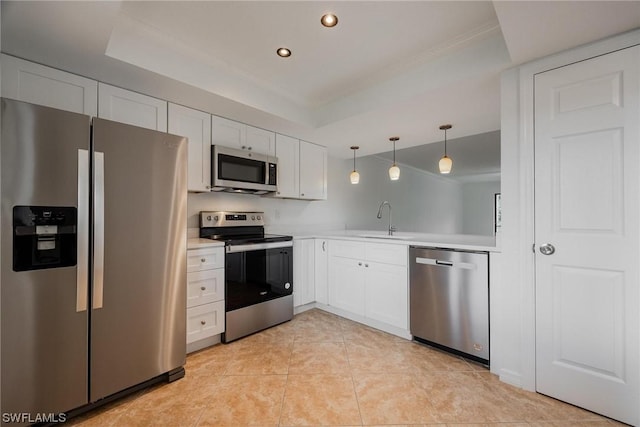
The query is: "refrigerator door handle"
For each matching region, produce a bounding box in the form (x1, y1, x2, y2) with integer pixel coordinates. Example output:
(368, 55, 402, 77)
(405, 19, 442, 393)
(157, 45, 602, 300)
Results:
(77, 149, 89, 312)
(93, 151, 105, 309)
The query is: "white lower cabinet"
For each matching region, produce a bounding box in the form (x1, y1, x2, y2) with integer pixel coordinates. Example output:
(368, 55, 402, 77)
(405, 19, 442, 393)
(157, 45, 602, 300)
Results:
(186, 301, 225, 343)
(293, 238, 315, 307)
(314, 239, 329, 304)
(186, 246, 225, 351)
(364, 262, 407, 329)
(328, 255, 366, 316)
(328, 240, 408, 330)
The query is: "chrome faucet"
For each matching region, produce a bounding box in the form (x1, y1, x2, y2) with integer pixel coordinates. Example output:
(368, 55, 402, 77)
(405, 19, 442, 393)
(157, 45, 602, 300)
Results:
(376, 201, 396, 235)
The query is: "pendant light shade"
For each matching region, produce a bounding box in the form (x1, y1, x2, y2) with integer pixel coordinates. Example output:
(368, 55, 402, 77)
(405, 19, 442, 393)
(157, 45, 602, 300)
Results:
(439, 124, 453, 174)
(388, 137, 400, 181)
(350, 146, 360, 184)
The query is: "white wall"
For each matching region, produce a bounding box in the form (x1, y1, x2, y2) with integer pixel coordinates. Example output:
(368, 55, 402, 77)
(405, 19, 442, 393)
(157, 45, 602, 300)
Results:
(187, 155, 350, 234)
(461, 180, 501, 235)
(339, 156, 464, 233)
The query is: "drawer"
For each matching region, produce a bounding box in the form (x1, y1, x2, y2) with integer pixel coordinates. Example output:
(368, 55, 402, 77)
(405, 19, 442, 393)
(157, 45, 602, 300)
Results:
(187, 268, 225, 308)
(187, 247, 224, 272)
(186, 301, 225, 344)
(329, 239, 364, 259)
(365, 242, 407, 266)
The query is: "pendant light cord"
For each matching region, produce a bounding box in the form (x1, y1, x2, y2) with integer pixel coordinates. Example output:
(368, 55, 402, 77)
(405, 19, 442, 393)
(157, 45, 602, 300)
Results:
(444, 128, 447, 157)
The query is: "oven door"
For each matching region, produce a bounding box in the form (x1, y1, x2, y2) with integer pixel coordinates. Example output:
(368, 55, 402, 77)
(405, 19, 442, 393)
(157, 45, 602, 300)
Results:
(225, 241, 293, 312)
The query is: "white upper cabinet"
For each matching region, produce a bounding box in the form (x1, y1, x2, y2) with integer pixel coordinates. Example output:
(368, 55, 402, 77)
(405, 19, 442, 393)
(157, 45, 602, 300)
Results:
(274, 134, 299, 198)
(246, 125, 275, 157)
(299, 140, 328, 200)
(168, 103, 212, 192)
(1, 54, 98, 116)
(98, 83, 167, 132)
(211, 115, 275, 157)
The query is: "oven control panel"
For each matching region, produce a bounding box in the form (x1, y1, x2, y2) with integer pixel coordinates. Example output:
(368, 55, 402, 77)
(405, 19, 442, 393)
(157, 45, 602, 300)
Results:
(200, 211, 265, 228)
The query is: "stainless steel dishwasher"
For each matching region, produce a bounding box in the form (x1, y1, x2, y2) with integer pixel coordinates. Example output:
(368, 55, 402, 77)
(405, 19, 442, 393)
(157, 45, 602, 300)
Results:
(409, 246, 489, 364)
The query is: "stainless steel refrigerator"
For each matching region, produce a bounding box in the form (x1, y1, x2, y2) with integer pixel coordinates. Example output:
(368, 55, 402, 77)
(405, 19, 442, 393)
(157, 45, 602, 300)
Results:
(1, 98, 187, 418)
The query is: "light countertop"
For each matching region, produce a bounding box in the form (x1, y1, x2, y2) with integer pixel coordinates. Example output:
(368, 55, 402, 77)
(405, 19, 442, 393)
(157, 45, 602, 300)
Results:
(290, 230, 500, 252)
(187, 238, 225, 250)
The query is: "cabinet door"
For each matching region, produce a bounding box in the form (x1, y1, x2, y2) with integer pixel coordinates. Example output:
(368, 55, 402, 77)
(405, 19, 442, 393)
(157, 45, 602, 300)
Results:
(293, 239, 315, 307)
(274, 134, 299, 198)
(365, 262, 408, 329)
(246, 125, 275, 157)
(168, 103, 212, 192)
(187, 247, 224, 272)
(211, 115, 245, 150)
(187, 268, 224, 308)
(186, 301, 225, 344)
(328, 256, 365, 316)
(1, 54, 98, 116)
(98, 83, 167, 131)
(314, 239, 329, 304)
(299, 140, 327, 200)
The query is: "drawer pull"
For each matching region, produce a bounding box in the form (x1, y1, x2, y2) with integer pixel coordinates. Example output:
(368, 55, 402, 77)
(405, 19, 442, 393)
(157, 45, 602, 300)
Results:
(200, 320, 206, 325)
(200, 286, 206, 291)
(200, 258, 206, 263)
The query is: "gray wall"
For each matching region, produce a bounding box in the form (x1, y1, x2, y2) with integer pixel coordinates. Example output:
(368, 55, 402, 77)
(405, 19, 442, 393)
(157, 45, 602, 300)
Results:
(338, 156, 464, 234)
(461, 180, 501, 235)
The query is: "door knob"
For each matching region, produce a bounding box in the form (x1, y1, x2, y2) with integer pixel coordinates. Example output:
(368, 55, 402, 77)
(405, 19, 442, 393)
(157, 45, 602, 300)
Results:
(539, 243, 556, 255)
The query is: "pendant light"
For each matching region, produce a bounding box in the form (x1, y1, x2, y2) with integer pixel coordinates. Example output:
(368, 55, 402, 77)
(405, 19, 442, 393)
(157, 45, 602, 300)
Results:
(439, 124, 453, 174)
(388, 137, 400, 180)
(349, 146, 360, 184)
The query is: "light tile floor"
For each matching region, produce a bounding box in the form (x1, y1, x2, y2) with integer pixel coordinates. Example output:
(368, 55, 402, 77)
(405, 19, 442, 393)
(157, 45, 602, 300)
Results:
(69, 309, 626, 426)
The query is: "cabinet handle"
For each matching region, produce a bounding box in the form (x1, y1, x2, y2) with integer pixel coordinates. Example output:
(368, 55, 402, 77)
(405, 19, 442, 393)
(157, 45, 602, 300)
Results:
(201, 258, 206, 262)
(206, 185, 211, 189)
(301, 193, 305, 197)
(248, 146, 252, 151)
(201, 320, 206, 325)
(322, 241, 326, 252)
(241, 145, 246, 149)
(358, 262, 362, 266)
(200, 286, 206, 291)
(365, 263, 369, 267)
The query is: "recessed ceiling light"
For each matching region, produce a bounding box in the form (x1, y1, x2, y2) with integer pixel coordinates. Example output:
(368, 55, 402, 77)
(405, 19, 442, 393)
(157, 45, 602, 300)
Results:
(321, 13, 338, 28)
(276, 47, 292, 58)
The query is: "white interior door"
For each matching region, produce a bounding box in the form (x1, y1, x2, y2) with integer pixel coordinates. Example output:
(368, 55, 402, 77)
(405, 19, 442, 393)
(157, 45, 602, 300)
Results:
(534, 45, 639, 425)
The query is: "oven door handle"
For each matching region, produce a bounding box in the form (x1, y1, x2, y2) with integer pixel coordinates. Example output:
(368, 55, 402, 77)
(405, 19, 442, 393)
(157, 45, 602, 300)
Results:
(226, 241, 293, 253)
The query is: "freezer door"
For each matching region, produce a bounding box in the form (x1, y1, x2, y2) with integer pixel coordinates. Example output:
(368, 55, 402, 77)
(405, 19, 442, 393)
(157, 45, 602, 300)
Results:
(1, 99, 90, 415)
(90, 118, 187, 401)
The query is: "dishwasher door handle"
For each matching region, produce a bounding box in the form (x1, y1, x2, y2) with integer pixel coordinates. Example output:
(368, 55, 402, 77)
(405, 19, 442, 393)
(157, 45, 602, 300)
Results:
(415, 257, 477, 270)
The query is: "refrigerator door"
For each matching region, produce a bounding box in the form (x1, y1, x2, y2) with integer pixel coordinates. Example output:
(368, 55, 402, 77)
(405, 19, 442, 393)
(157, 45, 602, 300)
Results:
(1, 99, 90, 414)
(90, 118, 187, 401)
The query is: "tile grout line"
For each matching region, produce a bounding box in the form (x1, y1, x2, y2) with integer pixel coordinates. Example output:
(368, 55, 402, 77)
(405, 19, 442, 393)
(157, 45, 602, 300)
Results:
(343, 329, 365, 427)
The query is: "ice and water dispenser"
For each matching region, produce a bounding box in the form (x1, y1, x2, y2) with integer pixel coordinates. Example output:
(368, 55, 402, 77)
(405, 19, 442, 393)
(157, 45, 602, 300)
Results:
(13, 206, 77, 271)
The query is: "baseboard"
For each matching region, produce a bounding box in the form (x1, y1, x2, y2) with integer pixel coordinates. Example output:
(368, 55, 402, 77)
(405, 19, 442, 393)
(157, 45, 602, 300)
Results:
(313, 303, 412, 340)
(294, 302, 318, 315)
(186, 334, 221, 354)
(499, 368, 523, 388)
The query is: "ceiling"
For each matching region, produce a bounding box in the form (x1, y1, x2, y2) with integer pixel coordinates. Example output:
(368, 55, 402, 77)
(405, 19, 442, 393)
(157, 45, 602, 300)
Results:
(2, 1, 639, 168)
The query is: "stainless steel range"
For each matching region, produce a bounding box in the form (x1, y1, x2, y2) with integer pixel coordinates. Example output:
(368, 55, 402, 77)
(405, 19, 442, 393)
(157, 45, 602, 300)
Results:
(200, 211, 293, 342)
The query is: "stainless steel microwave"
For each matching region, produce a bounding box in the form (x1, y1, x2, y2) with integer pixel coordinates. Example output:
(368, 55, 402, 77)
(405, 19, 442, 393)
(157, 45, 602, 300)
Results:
(211, 145, 277, 194)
